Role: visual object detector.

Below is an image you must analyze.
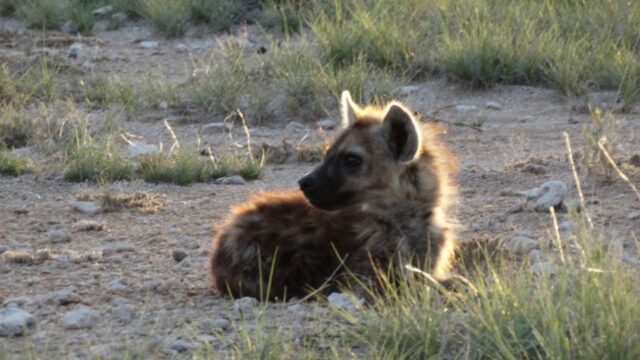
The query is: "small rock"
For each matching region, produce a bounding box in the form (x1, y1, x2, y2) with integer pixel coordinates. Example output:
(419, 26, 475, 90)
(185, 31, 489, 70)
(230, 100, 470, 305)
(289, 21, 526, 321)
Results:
(112, 304, 135, 321)
(198, 318, 230, 331)
(127, 141, 159, 157)
(168, 339, 192, 354)
(71, 201, 102, 215)
(47, 229, 72, 243)
(92, 5, 113, 16)
(158, 101, 169, 110)
(630, 154, 640, 168)
(627, 211, 640, 220)
(287, 303, 311, 317)
(140, 279, 162, 292)
(317, 119, 336, 130)
(112, 12, 127, 23)
(172, 250, 187, 263)
(485, 101, 502, 110)
(175, 44, 189, 53)
(519, 180, 568, 212)
(530, 261, 556, 275)
(286, 121, 307, 132)
(396, 85, 420, 96)
(521, 164, 547, 175)
(81, 60, 94, 71)
(60, 21, 78, 34)
(558, 220, 575, 233)
(107, 278, 128, 292)
(528, 249, 543, 263)
(92, 20, 110, 33)
(0, 245, 6, 255)
(38, 288, 83, 306)
(0, 307, 36, 337)
(327, 292, 364, 313)
(139, 41, 159, 49)
(233, 297, 258, 313)
(214, 176, 246, 185)
(102, 242, 134, 256)
(68, 43, 84, 59)
(202, 122, 233, 132)
(455, 105, 478, 113)
(503, 235, 539, 256)
(62, 306, 100, 330)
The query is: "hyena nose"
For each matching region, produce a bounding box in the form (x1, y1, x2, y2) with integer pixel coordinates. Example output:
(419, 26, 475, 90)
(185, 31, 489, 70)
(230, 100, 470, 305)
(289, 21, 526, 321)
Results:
(298, 176, 316, 191)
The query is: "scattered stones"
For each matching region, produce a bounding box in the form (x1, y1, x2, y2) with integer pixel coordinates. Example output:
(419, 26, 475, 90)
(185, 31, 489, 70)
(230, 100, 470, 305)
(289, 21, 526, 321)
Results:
(503, 235, 539, 256)
(317, 119, 336, 130)
(530, 261, 556, 275)
(455, 105, 478, 113)
(47, 229, 72, 244)
(62, 305, 100, 330)
(0, 307, 36, 337)
(521, 164, 547, 175)
(71, 201, 102, 215)
(327, 292, 364, 313)
(519, 180, 568, 212)
(485, 101, 503, 110)
(127, 141, 159, 157)
(198, 318, 230, 331)
(172, 250, 188, 263)
(286, 121, 307, 132)
(67, 43, 84, 59)
(233, 297, 258, 313)
(92, 5, 113, 16)
(214, 176, 246, 185)
(627, 211, 640, 220)
(139, 41, 159, 49)
(72, 220, 107, 232)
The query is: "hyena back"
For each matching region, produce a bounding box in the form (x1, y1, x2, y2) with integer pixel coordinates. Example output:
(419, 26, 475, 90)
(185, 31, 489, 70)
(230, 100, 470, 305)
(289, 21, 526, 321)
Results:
(210, 91, 458, 299)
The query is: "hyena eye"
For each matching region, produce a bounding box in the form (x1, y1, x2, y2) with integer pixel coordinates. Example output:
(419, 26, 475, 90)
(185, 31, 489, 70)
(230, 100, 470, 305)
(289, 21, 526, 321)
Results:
(341, 153, 363, 168)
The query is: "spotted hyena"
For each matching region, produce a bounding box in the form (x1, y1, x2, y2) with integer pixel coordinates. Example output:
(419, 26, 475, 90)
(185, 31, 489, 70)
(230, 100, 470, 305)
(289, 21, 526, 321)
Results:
(210, 91, 458, 299)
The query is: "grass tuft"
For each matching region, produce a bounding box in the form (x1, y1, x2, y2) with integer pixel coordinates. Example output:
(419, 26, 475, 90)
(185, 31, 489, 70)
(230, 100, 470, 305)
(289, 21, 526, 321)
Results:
(0, 147, 33, 175)
(63, 145, 135, 182)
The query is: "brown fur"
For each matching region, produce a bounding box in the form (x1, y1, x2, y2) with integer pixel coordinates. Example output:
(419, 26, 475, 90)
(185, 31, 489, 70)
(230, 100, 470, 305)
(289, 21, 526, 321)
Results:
(210, 93, 458, 300)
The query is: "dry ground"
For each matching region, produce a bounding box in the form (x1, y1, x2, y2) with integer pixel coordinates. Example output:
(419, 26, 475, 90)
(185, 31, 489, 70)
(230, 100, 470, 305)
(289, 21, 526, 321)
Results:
(1, 18, 640, 359)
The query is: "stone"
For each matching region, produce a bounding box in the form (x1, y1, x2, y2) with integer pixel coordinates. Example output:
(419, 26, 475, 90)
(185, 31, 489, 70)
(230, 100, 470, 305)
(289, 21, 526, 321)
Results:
(68, 43, 84, 59)
(102, 242, 135, 256)
(168, 339, 192, 354)
(327, 292, 364, 313)
(62, 305, 100, 330)
(286, 121, 307, 132)
(112, 12, 127, 23)
(214, 176, 246, 185)
(396, 85, 420, 96)
(92, 20, 110, 33)
(0, 307, 36, 337)
(175, 44, 189, 53)
(92, 5, 113, 16)
(37, 288, 83, 306)
(61, 21, 78, 34)
(528, 249, 543, 264)
(127, 141, 159, 157)
(172, 250, 187, 263)
(287, 303, 311, 317)
(503, 235, 539, 256)
(318, 119, 336, 130)
(519, 180, 568, 212)
(0, 245, 6, 255)
(139, 41, 159, 49)
(47, 229, 72, 243)
(198, 318, 230, 331)
(71, 201, 102, 215)
(627, 211, 640, 220)
(521, 164, 547, 175)
(107, 278, 128, 292)
(530, 261, 556, 276)
(485, 101, 503, 110)
(455, 105, 478, 113)
(112, 304, 135, 321)
(202, 122, 233, 132)
(233, 297, 258, 313)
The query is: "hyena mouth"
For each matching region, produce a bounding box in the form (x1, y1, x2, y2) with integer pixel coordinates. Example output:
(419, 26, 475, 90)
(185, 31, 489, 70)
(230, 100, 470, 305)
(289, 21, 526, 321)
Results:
(302, 190, 357, 211)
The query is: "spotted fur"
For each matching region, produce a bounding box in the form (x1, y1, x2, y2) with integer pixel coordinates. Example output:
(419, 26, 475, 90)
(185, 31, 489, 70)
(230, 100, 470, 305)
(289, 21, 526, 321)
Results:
(210, 91, 458, 299)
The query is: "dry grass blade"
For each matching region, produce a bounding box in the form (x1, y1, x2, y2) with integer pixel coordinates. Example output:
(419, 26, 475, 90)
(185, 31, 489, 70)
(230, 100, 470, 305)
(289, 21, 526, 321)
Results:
(597, 137, 640, 203)
(563, 132, 594, 228)
(549, 206, 566, 264)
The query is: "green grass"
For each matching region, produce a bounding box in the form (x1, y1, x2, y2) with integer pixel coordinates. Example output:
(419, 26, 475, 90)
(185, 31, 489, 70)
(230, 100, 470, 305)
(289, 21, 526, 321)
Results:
(0, 147, 33, 175)
(63, 145, 135, 182)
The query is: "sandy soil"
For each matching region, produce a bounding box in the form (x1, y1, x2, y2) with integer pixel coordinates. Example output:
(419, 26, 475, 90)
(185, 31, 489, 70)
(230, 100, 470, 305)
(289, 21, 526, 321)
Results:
(1, 18, 640, 359)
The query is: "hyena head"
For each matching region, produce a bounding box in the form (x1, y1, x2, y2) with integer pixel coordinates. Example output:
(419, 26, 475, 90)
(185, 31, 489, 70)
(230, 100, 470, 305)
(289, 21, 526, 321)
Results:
(298, 91, 429, 211)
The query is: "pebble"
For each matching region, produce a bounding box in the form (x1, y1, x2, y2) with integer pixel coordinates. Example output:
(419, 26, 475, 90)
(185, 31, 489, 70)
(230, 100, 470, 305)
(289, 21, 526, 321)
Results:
(286, 121, 307, 132)
(198, 318, 230, 331)
(102, 242, 134, 256)
(37, 288, 83, 306)
(62, 305, 100, 330)
(107, 278, 128, 292)
(139, 41, 159, 49)
(0, 307, 36, 337)
(287, 303, 311, 317)
(521, 164, 547, 175)
(0, 245, 6, 255)
(172, 250, 188, 263)
(528, 249, 543, 263)
(47, 229, 72, 243)
(61, 21, 78, 34)
(214, 175, 246, 185)
(175, 44, 189, 53)
(485, 101, 503, 110)
(455, 105, 478, 113)
(112, 304, 136, 321)
(519, 180, 568, 212)
(318, 119, 336, 130)
(503, 235, 539, 256)
(112, 12, 127, 23)
(92, 20, 109, 33)
(71, 201, 102, 215)
(327, 292, 364, 313)
(530, 261, 556, 276)
(202, 122, 233, 132)
(233, 297, 258, 313)
(68, 43, 84, 59)
(168, 339, 192, 354)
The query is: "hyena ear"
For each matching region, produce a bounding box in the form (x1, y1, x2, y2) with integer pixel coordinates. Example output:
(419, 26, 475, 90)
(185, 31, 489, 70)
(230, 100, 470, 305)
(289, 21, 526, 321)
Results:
(340, 90, 358, 129)
(381, 103, 422, 162)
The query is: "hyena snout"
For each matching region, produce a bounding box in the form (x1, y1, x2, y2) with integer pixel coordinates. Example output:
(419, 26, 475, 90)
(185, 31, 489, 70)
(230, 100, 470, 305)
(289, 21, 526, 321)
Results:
(298, 164, 355, 211)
